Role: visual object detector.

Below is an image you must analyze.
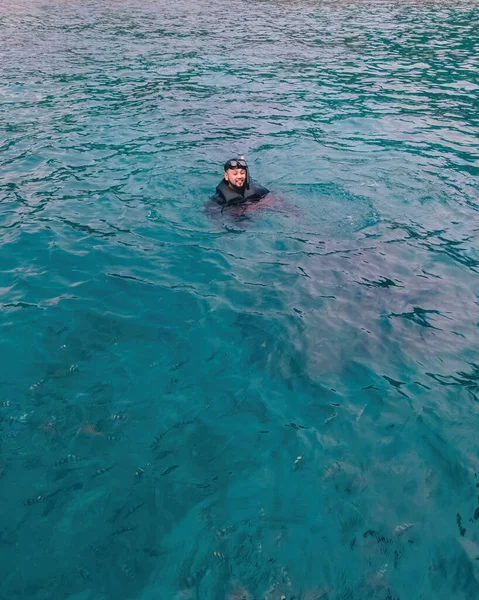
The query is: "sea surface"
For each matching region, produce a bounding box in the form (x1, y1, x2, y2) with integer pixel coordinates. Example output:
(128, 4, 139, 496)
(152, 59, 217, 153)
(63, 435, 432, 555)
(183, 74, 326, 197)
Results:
(1, 1, 479, 599)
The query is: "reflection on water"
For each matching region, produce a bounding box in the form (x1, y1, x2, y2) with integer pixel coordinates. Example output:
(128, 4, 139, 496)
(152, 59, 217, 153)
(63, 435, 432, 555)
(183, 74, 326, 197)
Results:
(1, 1, 479, 599)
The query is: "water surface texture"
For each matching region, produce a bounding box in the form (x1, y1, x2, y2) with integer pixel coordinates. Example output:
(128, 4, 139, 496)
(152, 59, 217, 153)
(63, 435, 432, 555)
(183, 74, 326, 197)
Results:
(1, 1, 479, 599)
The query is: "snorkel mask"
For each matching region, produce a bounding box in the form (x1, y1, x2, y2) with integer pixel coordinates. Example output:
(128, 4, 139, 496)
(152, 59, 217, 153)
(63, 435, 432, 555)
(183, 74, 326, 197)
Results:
(224, 156, 248, 171)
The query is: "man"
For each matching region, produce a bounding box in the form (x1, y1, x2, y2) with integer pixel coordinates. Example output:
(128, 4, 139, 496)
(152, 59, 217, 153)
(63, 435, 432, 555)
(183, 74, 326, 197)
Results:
(213, 157, 271, 207)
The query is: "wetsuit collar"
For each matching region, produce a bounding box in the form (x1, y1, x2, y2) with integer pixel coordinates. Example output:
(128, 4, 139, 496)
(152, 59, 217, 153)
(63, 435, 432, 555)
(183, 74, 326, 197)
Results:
(216, 179, 245, 203)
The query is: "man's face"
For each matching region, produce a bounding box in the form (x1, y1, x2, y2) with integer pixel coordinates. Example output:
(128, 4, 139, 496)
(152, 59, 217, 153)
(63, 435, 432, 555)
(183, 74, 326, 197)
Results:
(225, 167, 247, 188)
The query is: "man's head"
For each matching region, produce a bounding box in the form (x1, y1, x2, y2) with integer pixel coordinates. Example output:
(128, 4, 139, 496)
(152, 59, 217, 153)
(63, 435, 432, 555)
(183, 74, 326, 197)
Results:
(224, 157, 248, 190)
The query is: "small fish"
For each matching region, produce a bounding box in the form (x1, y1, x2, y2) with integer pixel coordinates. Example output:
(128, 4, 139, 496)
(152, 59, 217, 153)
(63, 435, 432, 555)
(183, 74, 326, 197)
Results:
(121, 562, 135, 579)
(111, 525, 138, 537)
(124, 502, 144, 520)
(151, 419, 195, 448)
(1, 401, 11, 408)
(41, 488, 64, 503)
(375, 562, 388, 579)
(54, 466, 83, 481)
(71, 482, 84, 492)
(170, 360, 188, 372)
(363, 530, 389, 544)
(38, 420, 60, 438)
(153, 449, 174, 460)
(79, 424, 104, 437)
(40, 481, 83, 504)
(25, 483, 80, 506)
(93, 464, 117, 477)
(393, 522, 415, 536)
(29, 379, 44, 391)
(111, 413, 128, 421)
(6, 413, 28, 424)
(393, 549, 400, 569)
(41, 496, 59, 518)
(105, 434, 122, 441)
(227, 586, 252, 600)
(457, 513, 466, 537)
(322, 462, 342, 480)
(25, 494, 47, 506)
(356, 405, 366, 422)
(285, 422, 307, 430)
(90, 543, 105, 556)
(324, 413, 337, 424)
(213, 551, 225, 560)
(216, 526, 234, 539)
(55, 454, 82, 467)
(293, 455, 304, 472)
(151, 431, 168, 448)
(78, 568, 91, 581)
(161, 464, 179, 477)
(135, 467, 145, 479)
(108, 502, 127, 524)
(22, 455, 42, 469)
(52, 365, 78, 378)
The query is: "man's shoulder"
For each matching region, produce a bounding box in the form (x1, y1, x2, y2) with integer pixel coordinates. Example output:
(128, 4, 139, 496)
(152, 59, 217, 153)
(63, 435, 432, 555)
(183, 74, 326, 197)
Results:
(247, 181, 270, 200)
(212, 181, 227, 204)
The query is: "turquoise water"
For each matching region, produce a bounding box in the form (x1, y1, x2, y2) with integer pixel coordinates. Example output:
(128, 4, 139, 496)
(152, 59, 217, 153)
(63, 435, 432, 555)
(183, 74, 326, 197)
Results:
(1, 0, 479, 598)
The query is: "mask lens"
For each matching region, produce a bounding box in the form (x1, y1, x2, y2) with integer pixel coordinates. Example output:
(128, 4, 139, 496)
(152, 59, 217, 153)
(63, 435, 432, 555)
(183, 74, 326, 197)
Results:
(226, 160, 247, 169)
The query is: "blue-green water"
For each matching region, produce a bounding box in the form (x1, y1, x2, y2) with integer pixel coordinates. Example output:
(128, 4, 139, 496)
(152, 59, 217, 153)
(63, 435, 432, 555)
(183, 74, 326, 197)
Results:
(1, 0, 479, 598)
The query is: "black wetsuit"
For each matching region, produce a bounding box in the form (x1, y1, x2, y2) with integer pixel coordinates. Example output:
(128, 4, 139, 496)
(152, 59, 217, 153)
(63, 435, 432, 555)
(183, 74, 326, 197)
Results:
(213, 178, 270, 206)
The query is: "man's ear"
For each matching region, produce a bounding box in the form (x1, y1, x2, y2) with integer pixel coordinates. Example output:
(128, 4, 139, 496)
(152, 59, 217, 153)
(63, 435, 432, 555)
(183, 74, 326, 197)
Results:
(224, 171, 230, 182)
